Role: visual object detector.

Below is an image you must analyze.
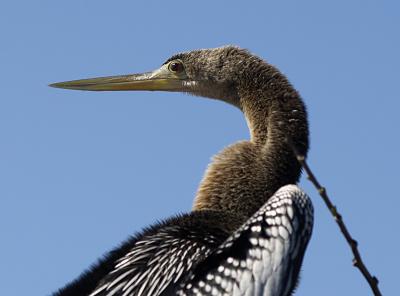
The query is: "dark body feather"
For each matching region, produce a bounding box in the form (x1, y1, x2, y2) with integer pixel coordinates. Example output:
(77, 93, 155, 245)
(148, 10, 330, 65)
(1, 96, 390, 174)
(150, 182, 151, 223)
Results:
(53, 211, 230, 296)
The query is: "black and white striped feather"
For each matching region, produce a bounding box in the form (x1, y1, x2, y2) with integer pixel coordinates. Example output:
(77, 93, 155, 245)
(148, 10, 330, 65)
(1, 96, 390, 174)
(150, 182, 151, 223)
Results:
(70, 211, 228, 296)
(89, 229, 219, 296)
(173, 184, 313, 296)
(82, 185, 312, 296)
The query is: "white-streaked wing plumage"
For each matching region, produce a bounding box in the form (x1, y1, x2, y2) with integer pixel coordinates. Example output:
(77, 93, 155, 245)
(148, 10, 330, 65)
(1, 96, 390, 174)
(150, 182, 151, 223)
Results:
(88, 185, 312, 296)
(175, 184, 313, 296)
(88, 227, 221, 296)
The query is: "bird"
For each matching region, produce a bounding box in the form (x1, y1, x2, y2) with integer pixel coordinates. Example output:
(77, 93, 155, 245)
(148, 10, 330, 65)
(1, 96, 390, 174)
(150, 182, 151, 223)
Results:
(50, 46, 313, 296)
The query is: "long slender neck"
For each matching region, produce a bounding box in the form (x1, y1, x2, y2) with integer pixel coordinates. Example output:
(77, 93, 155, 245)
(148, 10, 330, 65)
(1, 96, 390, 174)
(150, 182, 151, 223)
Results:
(192, 64, 309, 232)
(243, 90, 308, 187)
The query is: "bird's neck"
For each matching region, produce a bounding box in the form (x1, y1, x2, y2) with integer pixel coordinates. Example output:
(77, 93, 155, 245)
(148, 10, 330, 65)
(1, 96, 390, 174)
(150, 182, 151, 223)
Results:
(193, 79, 308, 232)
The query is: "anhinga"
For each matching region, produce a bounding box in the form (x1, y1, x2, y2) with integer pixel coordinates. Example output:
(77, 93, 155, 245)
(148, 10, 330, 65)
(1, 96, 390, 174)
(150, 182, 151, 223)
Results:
(50, 46, 313, 296)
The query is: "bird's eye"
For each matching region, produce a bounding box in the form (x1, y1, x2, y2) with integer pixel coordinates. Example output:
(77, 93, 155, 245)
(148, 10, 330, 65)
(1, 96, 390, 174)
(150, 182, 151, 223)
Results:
(168, 61, 184, 73)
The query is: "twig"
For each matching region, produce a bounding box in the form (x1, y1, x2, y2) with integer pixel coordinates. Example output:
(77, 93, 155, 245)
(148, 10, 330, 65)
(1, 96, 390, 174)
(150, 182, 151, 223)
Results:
(287, 139, 382, 296)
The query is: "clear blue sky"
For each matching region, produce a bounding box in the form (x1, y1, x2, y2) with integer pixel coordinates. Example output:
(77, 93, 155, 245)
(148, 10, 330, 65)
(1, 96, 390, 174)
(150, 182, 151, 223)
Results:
(1, 1, 399, 295)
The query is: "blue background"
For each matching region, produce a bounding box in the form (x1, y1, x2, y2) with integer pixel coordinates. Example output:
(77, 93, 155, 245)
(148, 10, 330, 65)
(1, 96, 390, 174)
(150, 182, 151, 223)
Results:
(1, 1, 398, 295)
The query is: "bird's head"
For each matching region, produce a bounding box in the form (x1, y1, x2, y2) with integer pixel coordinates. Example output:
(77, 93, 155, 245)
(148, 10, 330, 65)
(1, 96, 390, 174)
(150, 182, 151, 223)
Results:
(50, 46, 270, 108)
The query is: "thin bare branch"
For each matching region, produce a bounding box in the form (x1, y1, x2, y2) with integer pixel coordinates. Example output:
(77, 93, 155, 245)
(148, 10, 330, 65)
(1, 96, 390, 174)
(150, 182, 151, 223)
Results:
(287, 139, 382, 296)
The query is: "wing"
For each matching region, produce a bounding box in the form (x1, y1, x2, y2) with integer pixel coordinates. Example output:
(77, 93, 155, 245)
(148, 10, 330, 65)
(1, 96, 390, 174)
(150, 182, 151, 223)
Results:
(174, 184, 314, 296)
(53, 211, 229, 296)
(86, 212, 229, 296)
(54, 185, 312, 296)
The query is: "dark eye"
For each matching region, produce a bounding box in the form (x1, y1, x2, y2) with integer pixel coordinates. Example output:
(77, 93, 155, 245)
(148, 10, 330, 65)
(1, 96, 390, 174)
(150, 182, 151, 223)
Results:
(168, 61, 184, 73)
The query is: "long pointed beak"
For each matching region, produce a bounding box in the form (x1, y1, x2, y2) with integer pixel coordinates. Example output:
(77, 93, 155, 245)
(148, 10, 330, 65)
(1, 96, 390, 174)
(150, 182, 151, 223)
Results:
(50, 70, 185, 92)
